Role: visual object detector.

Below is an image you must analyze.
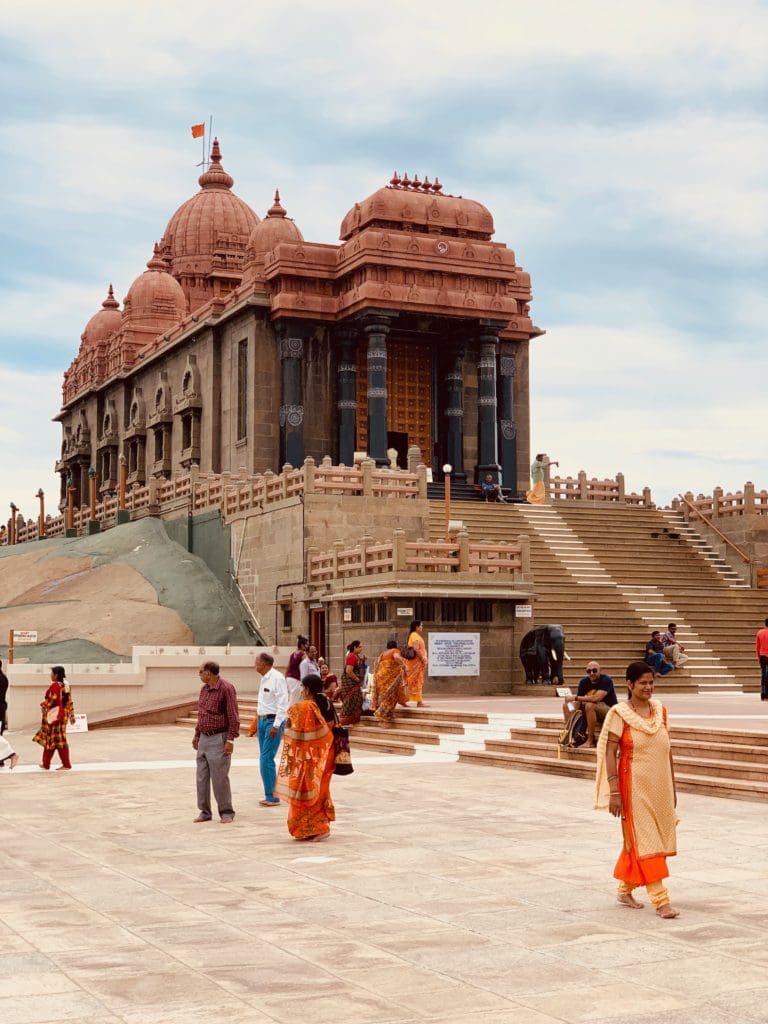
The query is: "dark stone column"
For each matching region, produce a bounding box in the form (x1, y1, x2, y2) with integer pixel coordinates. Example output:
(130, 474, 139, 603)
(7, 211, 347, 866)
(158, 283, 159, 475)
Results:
(278, 324, 305, 468)
(498, 351, 518, 494)
(334, 326, 358, 466)
(476, 322, 501, 481)
(443, 343, 466, 481)
(362, 315, 393, 466)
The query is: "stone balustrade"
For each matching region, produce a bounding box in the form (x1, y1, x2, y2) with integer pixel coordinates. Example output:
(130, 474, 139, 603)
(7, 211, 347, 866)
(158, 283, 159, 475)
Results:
(546, 467, 653, 506)
(2, 458, 658, 548)
(671, 482, 768, 520)
(307, 529, 530, 582)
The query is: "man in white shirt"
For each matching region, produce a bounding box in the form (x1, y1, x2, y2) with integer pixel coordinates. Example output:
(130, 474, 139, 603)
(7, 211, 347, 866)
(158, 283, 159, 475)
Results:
(248, 652, 289, 807)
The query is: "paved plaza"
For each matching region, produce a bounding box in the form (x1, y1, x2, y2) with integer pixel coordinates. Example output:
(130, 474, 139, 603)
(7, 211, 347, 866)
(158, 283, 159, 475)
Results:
(2, 702, 768, 1024)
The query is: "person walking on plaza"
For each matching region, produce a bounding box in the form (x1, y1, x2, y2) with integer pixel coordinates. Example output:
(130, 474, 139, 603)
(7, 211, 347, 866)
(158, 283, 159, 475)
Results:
(373, 640, 407, 727)
(526, 452, 558, 504)
(192, 661, 239, 823)
(594, 661, 680, 919)
(340, 640, 365, 725)
(0, 733, 19, 769)
(0, 659, 8, 735)
(756, 618, 768, 701)
(285, 635, 309, 705)
(561, 661, 617, 747)
(404, 620, 428, 707)
(276, 674, 336, 842)
(33, 666, 75, 770)
(248, 652, 288, 807)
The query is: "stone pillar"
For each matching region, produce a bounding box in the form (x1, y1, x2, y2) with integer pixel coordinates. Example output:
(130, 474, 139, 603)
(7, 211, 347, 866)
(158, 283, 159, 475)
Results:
(476, 323, 501, 481)
(497, 351, 517, 493)
(363, 315, 393, 466)
(443, 344, 466, 481)
(334, 327, 358, 466)
(278, 325, 305, 469)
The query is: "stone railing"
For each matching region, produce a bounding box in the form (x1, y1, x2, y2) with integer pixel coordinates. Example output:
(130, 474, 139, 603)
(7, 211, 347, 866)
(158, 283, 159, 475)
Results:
(670, 482, 768, 520)
(546, 468, 653, 506)
(1, 457, 427, 547)
(307, 529, 531, 582)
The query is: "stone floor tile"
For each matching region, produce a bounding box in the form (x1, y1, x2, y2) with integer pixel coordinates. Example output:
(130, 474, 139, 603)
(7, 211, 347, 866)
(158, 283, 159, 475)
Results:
(519, 983, 689, 1023)
(617, 954, 767, 996)
(706, 986, 768, 1023)
(0, 992, 114, 1024)
(246, 986, 417, 1024)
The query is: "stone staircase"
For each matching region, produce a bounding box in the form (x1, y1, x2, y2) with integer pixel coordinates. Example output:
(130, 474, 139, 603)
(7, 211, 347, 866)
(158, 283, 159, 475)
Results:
(458, 716, 768, 803)
(427, 500, 766, 693)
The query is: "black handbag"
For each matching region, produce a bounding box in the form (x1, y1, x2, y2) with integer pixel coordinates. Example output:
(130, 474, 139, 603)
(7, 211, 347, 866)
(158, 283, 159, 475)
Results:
(332, 725, 354, 775)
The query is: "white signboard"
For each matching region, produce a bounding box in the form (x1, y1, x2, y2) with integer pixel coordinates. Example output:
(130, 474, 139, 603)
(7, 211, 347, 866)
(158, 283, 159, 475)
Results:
(515, 604, 533, 618)
(428, 632, 480, 677)
(343, 607, 352, 623)
(396, 607, 413, 617)
(12, 630, 37, 643)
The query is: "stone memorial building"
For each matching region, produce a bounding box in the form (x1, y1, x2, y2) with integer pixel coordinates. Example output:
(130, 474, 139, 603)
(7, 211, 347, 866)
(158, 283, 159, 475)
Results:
(55, 139, 542, 505)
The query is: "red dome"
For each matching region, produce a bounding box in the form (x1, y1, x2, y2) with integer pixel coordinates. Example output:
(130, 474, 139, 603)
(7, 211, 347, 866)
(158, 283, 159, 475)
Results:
(242, 190, 303, 283)
(340, 179, 494, 241)
(123, 245, 187, 326)
(160, 138, 259, 278)
(80, 284, 121, 350)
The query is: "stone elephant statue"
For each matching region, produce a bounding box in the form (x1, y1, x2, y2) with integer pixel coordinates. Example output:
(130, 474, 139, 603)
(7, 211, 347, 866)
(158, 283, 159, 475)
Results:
(519, 624, 566, 685)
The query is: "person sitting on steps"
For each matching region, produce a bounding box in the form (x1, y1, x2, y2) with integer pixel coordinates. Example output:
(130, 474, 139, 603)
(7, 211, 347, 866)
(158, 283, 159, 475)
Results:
(480, 473, 507, 503)
(562, 661, 618, 748)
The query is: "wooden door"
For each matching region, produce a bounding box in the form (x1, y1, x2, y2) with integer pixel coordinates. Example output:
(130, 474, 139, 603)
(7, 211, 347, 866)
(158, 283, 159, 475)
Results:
(356, 339, 432, 462)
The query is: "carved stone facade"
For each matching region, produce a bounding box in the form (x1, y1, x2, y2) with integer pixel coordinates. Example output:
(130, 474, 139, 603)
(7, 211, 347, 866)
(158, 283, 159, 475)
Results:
(56, 150, 542, 508)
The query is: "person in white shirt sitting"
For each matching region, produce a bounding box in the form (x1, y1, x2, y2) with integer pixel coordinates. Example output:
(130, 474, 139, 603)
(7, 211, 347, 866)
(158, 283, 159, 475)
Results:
(248, 652, 289, 807)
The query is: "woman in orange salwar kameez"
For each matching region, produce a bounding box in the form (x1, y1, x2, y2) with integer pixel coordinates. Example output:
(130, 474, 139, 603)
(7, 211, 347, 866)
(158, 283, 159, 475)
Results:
(276, 675, 336, 842)
(404, 620, 428, 707)
(595, 661, 680, 919)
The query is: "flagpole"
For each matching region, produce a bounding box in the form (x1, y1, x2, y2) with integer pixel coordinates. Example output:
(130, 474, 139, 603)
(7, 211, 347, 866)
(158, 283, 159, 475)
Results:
(208, 114, 213, 168)
(201, 123, 205, 170)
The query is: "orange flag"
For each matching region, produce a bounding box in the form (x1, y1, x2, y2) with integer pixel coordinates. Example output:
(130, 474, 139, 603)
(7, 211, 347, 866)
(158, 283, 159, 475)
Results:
(190, 123, 205, 139)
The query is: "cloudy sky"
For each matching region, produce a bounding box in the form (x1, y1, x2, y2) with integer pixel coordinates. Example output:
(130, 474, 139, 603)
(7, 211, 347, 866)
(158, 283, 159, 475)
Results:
(1, 0, 766, 520)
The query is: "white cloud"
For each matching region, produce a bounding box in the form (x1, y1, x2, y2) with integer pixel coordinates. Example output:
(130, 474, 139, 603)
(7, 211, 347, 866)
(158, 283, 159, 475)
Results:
(475, 115, 768, 255)
(530, 320, 768, 504)
(0, 366, 61, 516)
(3, 0, 766, 98)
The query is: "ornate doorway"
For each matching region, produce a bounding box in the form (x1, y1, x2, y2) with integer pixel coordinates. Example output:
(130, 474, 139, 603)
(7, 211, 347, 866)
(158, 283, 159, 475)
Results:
(356, 339, 432, 466)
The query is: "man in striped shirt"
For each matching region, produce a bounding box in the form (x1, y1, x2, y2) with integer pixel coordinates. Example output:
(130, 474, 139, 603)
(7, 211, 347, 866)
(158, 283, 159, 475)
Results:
(192, 661, 240, 823)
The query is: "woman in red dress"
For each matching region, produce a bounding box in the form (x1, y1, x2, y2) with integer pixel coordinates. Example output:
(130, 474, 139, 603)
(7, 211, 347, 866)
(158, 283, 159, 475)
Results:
(33, 666, 75, 770)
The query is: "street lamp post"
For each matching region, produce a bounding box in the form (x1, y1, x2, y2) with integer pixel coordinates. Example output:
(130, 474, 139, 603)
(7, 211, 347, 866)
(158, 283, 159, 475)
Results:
(36, 489, 45, 539)
(442, 463, 452, 541)
(87, 467, 100, 534)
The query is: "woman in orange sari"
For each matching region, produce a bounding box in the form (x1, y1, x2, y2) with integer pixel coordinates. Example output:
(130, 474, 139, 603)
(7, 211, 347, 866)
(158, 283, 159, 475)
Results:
(595, 661, 680, 919)
(373, 640, 406, 727)
(276, 674, 336, 842)
(404, 620, 428, 707)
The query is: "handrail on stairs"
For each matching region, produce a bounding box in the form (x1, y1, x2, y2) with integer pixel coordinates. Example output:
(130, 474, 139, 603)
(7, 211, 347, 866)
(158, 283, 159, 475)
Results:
(677, 493, 751, 565)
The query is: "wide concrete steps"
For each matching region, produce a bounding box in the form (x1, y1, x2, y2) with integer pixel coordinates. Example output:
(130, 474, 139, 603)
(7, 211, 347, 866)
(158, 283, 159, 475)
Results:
(458, 717, 768, 802)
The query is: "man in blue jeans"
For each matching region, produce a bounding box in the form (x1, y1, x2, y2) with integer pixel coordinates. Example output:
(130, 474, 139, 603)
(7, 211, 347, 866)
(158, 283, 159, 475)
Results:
(248, 652, 289, 806)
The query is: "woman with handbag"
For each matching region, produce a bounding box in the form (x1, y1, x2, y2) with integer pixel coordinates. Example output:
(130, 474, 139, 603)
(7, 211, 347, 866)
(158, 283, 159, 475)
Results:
(33, 666, 75, 770)
(404, 620, 429, 707)
(276, 674, 336, 842)
(340, 639, 364, 725)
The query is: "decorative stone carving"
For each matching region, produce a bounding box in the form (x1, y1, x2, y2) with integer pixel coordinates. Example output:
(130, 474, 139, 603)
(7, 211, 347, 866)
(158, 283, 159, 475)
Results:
(500, 418, 517, 440)
(279, 404, 304, 428)
(279, 336, 304, 360)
